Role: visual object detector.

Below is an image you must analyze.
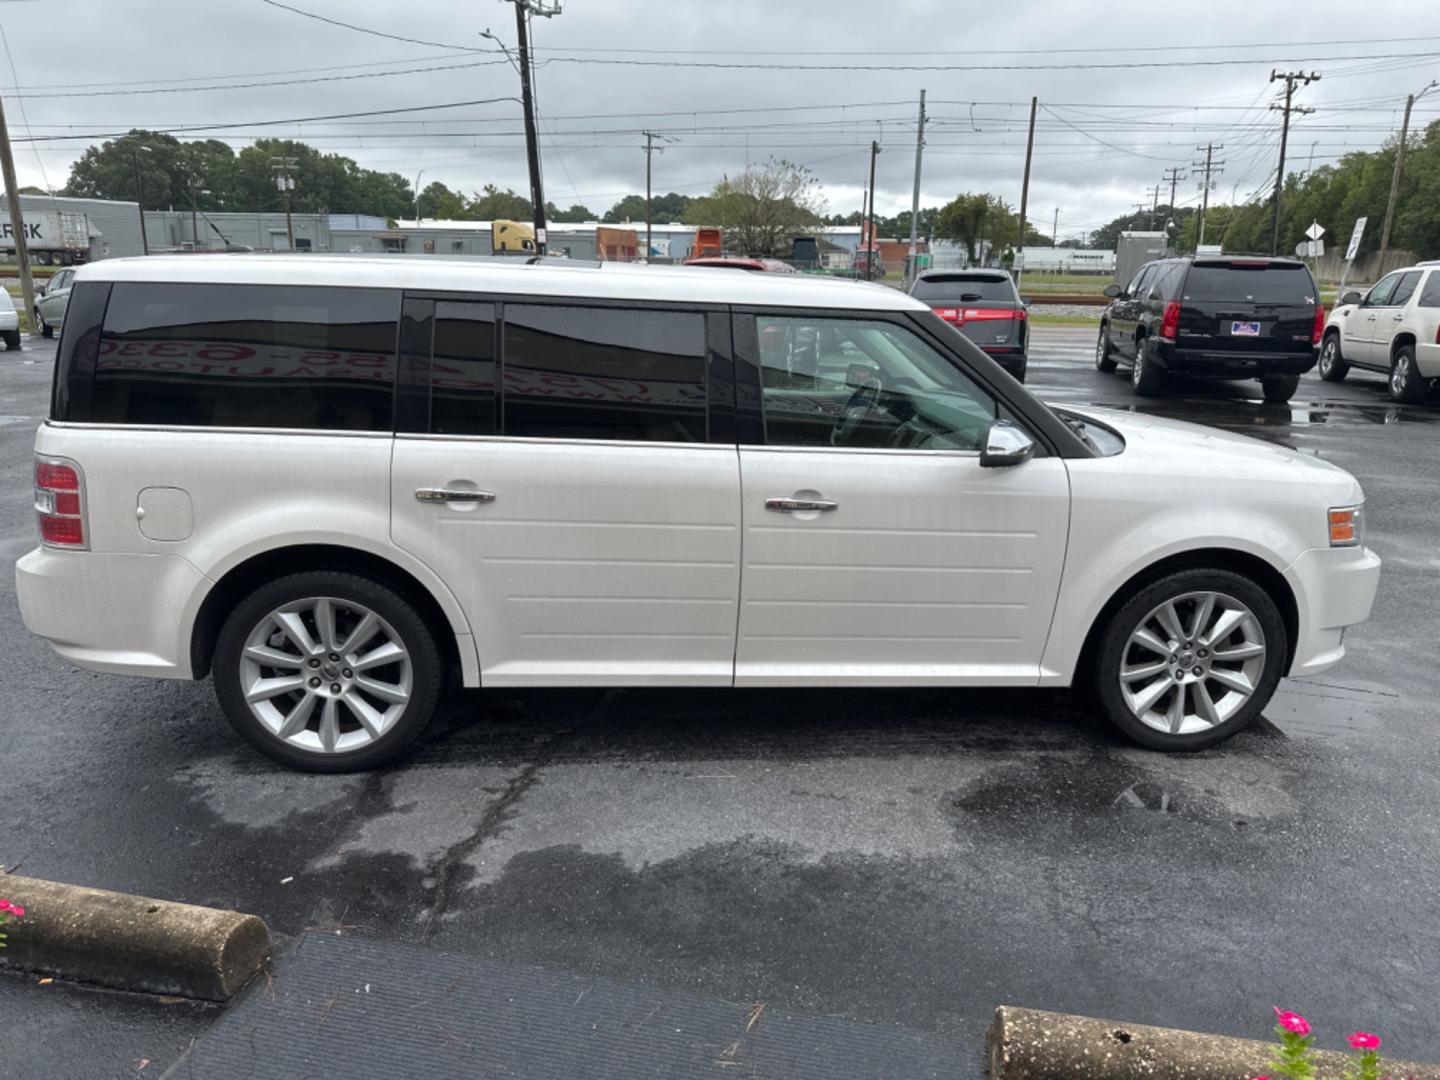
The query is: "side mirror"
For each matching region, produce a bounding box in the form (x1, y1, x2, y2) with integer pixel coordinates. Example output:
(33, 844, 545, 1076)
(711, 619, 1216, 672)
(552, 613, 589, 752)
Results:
(980, 419, 1036, 468)
(1103, 283, 1122, 298)
(35, 281, 45, 296)
(1340, 290, 1361, 306)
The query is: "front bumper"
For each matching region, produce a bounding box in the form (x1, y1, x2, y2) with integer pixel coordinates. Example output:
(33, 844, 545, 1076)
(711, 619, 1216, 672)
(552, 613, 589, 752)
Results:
(1283, 544, 1382, 676)
(1158, 343, 1317, 378)
(979, 347, 1027, 378)
(16, 547, 208, 678)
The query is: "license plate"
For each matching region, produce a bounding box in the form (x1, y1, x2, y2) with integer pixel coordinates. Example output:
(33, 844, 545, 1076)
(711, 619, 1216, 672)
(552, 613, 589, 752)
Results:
(1231, 321, 1261, 336)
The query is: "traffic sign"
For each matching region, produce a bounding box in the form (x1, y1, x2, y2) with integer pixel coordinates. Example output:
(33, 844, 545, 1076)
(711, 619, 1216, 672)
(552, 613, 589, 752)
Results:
(1345, 217, 1367, 261)
(1306, 221, 1325, 241)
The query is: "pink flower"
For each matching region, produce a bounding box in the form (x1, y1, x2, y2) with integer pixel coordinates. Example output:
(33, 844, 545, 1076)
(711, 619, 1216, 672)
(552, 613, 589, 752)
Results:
(1274, 1008, 1311, 1036)
(1348, 1032, 1381, 1051)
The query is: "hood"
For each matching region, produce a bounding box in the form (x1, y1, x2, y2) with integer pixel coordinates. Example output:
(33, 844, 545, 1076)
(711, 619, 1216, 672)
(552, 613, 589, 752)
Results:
(1059, 404, 1360, 491)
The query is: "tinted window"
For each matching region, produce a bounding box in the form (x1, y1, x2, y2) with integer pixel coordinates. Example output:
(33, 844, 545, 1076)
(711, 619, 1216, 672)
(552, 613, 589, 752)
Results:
(911, 274, 1015, 304)
(1363, 272, 1402, 307)
(502, 305, 706, 442)
(1390, 270, 1423, 307)
(1152, 262, 1186, 300)
(430, 301, 496, 436)
(1182, 263, 1316, 304)
(1420, 272, 1440, 309)
(755, 314, 997, 451)
(1126, 265, 1152, 296)
(92, 283, 398, 430)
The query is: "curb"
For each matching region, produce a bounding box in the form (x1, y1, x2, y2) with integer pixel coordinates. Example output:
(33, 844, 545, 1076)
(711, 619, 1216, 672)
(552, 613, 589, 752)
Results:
(987, 1006, 1440, 1080)
(0, 875, 269, 1001)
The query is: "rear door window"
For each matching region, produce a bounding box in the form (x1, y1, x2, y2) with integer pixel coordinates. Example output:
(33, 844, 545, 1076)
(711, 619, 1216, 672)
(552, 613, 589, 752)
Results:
(501, 304, 707, 442)
(92, 283, 399, 430)
(430, 301, 496, 436)
(1390, 270, 1423, 308)
(911, 275, 1016, 304)
(1181, 263, 1316, 304)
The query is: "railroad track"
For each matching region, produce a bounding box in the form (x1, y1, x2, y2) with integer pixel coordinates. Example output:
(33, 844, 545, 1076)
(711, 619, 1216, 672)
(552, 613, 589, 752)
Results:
(1020, 293, 1109, 307)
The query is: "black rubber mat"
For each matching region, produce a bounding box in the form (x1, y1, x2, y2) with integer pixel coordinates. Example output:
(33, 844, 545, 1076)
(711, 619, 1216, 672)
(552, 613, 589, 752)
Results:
(172, 932, 969, 1079)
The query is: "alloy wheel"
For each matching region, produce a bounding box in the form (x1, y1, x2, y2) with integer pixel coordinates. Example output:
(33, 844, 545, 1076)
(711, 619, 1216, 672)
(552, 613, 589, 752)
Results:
(238, 596, 413, 754)
(1392, 357, 1409, 396)
(1118, 590, 1266, 736)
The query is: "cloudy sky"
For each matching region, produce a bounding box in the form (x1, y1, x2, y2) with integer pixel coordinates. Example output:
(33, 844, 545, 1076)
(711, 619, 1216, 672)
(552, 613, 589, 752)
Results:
(0, 0, 1436, 238)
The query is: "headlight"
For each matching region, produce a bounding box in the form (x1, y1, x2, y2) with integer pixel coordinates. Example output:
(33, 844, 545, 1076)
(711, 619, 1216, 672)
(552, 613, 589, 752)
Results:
(1329, 505, 1363, 547)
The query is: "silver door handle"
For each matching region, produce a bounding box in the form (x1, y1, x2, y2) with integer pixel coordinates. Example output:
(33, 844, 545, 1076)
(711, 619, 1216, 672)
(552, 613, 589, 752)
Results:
(766, 496, 838, 513)
(415, 487, 496, 504)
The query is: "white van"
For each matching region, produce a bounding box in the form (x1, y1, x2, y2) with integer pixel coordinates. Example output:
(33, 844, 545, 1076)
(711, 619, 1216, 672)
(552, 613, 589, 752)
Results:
(16, 255, 1381, 771)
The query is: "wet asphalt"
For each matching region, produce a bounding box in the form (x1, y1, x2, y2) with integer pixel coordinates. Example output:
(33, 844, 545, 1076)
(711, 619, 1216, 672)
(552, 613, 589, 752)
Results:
(2, 326, 1437, 1077)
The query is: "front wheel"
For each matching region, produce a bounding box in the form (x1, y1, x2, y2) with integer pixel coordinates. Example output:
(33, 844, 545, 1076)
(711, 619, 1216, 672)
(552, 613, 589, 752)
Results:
(213, 571, 444, 772)
(1389, 345, 1427, 404)
(1318, 333, 1348, 383)
(1094, 569, 1287, 750)
(1260, 374, 1300, 404)
(1095, 324, 1117, 373)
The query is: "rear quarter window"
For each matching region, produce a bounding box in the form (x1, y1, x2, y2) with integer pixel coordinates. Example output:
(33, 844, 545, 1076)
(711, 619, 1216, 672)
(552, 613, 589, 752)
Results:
(90, 283, 400, 430)
(1181, 263, 1317, 304)
(1420, 272, 1440, 309)
(911, 275, 1016, 304)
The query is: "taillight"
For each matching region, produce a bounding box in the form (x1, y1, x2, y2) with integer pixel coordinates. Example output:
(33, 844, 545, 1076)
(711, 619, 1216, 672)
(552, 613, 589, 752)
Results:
(1160, 301, 1181, 340)
(35, 455, 86, 548)
(1312, 304, 1326, 346)
(934, 306, 1025, 325)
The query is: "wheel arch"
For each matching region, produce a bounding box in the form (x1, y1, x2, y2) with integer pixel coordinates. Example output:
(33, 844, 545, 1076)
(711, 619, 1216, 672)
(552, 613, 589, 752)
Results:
(1073, 546, 1299, 686)
(1391, 332, 1417, 361)
(189, 543, 472, 682)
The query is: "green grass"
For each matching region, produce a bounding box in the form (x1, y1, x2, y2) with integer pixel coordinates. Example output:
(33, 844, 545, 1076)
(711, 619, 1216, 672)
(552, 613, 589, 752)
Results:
(1029, 313, 1101, 326)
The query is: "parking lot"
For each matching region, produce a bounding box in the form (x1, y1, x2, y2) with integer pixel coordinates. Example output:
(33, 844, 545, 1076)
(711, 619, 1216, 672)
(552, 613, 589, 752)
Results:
(3, 324, 1437, 1076)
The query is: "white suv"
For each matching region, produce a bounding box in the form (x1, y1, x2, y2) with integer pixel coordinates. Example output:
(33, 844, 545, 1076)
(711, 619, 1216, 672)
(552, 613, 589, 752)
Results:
(16, 255, 1381, 770)
(1319, 261, 1440, 402)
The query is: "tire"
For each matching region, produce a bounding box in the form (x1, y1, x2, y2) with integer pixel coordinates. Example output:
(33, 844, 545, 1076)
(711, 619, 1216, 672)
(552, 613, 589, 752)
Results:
(1130, 336, 1165, 396)
(1095, 323, 1117, 373)
(34, 309, 51, 338)
(1318, 333, 1348, 383)
(2, 330, 19, 351)
(213, 570, 444, 772)
(1094, 568, 1288, 751)
(1260, 374, 1300, 404)
(1389, 345, 1427, 404)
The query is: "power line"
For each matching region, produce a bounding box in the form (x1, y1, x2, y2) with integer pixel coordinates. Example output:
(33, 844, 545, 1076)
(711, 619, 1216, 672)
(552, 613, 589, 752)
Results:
(258, 0, 487, 53)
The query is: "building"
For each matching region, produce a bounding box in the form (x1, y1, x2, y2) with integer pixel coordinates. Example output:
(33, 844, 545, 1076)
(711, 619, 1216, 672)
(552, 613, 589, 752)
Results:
(0, 193, 144, 260)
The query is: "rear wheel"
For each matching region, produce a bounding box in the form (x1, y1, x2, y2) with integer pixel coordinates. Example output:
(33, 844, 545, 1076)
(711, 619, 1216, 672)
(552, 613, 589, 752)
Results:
(1095, 569, 1287, 750)
(2, 330, 19, 350)
(1130, 337, 1165, 396)
(34, 309, 51, 338)
(1260, 374, 1300, 404)
(213, 571, 443, 772)
(1095, 324, 1117, 373)
(1389, 345, 1427, 404)
(1317, 333, 1348, 383)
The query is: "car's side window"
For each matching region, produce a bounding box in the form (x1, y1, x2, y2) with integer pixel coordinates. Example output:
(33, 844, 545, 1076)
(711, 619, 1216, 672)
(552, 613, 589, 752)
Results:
(1126, 266, 1151, 297)
(754, 314, 998, 452)
(1419, 272, 1440, 309)
(501, 304, 706, 442)
(1390, 270, 1423, 308)
(430, 301, 496, 436)
(1363, 272, 1402, 307)
(90, 283, 399, 430)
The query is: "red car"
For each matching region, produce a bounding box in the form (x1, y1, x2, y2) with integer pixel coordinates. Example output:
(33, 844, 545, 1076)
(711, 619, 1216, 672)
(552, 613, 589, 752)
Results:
(682, 256, 799, 273)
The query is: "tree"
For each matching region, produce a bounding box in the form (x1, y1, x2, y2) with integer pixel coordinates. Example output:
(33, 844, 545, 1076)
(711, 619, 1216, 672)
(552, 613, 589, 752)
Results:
(683, 159, 824, 255)
(468, 184, 531, 221)
(934, 193, 1019, 263)
(548, 202, 595, 222)
(417, 181, 468, 220)
(65, 130, 194, 209)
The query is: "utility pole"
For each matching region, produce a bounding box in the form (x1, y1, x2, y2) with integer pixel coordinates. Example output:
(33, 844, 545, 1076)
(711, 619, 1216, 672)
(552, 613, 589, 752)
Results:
(270, 157, 297, 251)
(1192, 143, 1225, 248)
(1162, 166, 1186, 224)
(1146, 185, 1163, 230)
(864, 139, 880, 281)
(132, 148, 150, 256)
(1378, 81, 1437, 271)
(511, 0, 560, 257)
(0, 88, 35, 327)
(1015, 95, 1037, 283)
(1052, 207, 1059, 247)
(642, 130, 666, 263)
(906, 89, 926, 284)
(1268, 69, 1320, 256)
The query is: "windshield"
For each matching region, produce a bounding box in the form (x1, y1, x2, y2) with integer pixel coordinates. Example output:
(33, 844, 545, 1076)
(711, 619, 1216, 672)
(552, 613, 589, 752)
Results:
(1182, 263, 1316, 304)
(911, 274, 1016, 304)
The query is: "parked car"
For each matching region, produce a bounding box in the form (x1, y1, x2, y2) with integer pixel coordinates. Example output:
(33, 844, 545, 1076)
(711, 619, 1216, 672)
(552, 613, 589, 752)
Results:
(683, 256, 798, 273)
(33, 267, 76, 339)
(1318, 261, 1440, 402)
(17, 255, 1380, 770)
(909, 269, 1029, 381)
(0, 287, 19, 349)
(1097, 256, 1324, 402)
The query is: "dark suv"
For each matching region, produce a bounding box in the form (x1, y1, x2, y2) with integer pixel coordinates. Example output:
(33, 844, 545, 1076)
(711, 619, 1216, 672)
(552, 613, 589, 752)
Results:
(1096, 256, 1324, 402)
(909, 270, 1028, 381)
